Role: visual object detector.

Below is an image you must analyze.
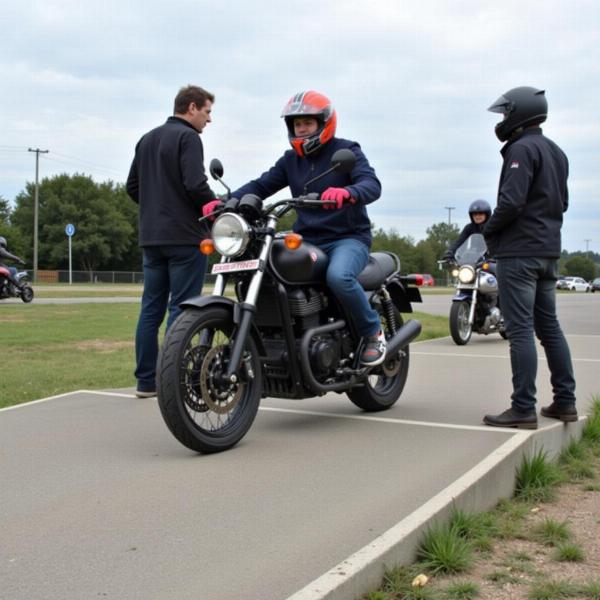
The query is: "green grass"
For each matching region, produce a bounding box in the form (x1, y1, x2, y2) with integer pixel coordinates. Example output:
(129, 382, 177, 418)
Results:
(554, 542, 585, 562)
(531, 518, 572, 546)
(527, 579, 578, 599)
(444, 581, 480, 598)
(515, 448, 563, 503)
(0, 303, 144, 407)
(416, 523, 474, 575)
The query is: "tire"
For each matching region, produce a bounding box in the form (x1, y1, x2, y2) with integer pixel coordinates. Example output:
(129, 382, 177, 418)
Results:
(20, 284, 34, 303)
(348, 307, 410, 412)
(450, 301, 472, 345)
(157, 307, 262, 454)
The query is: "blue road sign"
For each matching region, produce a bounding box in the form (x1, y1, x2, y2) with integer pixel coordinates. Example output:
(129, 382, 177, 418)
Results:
(65, 224, 75, 237)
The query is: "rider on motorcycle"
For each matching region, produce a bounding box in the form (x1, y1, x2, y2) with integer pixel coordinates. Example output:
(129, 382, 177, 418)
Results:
(220, 91, 386, 366)
(443, 200, 492, 262)
(0, 236, 26, 290)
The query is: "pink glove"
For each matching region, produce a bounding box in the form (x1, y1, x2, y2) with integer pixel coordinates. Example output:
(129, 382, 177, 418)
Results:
(202, 199, 223, 220)
(320, 187, 355, 210)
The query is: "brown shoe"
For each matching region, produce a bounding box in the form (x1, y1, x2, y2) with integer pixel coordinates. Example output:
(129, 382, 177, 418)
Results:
(541, 402, 578, 422)
(483, 408, 538, 430)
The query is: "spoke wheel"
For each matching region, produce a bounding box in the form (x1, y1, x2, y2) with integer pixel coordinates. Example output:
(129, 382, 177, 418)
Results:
(450, 301, 472, 345)
(348, 307, 410, 412)
(157, 307, 261, 454)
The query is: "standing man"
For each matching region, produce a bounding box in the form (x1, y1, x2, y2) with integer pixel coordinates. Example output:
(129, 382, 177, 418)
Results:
(482, 86, 577, 429)
(126, 85, 219, 398)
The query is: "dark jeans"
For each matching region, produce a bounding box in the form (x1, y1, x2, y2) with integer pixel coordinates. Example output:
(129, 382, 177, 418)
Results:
(135, 246, 207, 392)
(497, 257, 576, 412)
(319, 238, 381, 337)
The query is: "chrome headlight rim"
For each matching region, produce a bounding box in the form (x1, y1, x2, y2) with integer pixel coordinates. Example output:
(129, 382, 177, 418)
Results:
(458, 265, 476, 284)
(212, 213, 251, 257)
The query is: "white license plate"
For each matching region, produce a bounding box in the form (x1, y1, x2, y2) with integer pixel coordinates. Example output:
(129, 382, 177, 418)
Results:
(211, 259, 260, 274)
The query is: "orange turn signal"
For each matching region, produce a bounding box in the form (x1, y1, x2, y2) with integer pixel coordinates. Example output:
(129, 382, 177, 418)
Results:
(284, 233, 303, 250)
(482, 262, 489, 271)
(200, 239, 215, 255)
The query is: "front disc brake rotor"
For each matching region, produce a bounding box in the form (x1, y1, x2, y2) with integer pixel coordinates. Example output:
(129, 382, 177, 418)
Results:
(200, 345, 244, 414)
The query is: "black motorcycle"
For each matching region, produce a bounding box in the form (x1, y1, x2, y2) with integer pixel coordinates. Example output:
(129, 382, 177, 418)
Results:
(156, 149, 423, 454)
(0, 266, 34, 303)
(440, 233, 505, 345)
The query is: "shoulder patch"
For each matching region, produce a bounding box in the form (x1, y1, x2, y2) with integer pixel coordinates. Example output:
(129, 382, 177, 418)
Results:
(510, 160, 519, 169)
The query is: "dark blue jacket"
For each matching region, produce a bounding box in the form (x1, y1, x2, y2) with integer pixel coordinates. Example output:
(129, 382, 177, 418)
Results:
(232, 138, 381, 247)
(448, 222, 486, 256)
(126, 117, 215, 246)
(483, 128, 568, 258)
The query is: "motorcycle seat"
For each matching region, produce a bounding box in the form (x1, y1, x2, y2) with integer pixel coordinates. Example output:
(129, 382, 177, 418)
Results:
(358, 252, 398, 290)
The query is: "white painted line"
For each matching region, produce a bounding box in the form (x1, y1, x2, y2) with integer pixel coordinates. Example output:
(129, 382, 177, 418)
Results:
(286, 431, 533, 600)
(0, 389, 138, 412)
(258, 406, 515, 433)
(0, 390, 83, 411)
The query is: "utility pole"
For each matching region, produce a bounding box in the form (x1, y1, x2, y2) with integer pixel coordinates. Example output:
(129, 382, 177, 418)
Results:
(28, 147, 49, 283)
(584, 239, 591, 258)
(444, 206, 455, 226)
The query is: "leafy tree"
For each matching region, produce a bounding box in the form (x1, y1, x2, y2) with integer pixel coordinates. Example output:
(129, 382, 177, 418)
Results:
(0, 196, 10, 223)
(564, 256, 597, 281)
(11, 174, 134, 272)
(425, 222, 460, 260)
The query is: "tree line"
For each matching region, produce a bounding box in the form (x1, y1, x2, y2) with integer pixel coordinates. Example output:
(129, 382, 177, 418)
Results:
(1, 173, 598, 280)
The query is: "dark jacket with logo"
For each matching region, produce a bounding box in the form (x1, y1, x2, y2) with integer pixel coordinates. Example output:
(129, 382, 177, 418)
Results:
(126, 116, 215, 246)
(483, 127, 569, 258)
(232, 138, 381, 247)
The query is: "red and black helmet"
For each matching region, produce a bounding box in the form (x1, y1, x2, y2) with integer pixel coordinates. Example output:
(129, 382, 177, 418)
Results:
(281, 90, 337, 157)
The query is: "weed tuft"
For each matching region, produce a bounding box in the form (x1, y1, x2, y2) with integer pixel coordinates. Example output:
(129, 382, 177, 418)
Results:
(417, 524, 473, 575)
(527, 578, 578, 599)
(444, 581, 480, 598)
(515, 449, 563, 503)
(532, 518, 572, 546)
(554, 542, 585, 562)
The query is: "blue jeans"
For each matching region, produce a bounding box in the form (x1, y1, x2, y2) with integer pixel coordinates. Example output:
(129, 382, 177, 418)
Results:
(319, 238, 381, 337)
(497, 257, 576, 412)
(135, 246, 207, 392)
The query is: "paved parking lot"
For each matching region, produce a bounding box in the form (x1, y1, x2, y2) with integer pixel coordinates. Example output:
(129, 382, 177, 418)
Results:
(1, 293, 598, 599)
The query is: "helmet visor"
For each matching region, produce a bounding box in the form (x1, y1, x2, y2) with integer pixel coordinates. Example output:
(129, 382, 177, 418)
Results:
(487, 94, 514, 116)
(281, 99, 332, 121)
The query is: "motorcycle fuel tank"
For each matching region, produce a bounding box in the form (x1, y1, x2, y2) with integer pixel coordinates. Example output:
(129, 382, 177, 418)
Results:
(478, 272, 498, 294)
(269, 239, 328, 285)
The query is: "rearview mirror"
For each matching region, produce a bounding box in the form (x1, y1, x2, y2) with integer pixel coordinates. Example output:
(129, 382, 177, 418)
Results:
(209, 158, 224, 180)
(330, 149, 356, 174)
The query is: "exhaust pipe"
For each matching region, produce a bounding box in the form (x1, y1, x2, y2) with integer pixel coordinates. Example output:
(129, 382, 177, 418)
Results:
(386, 319, 422, 357)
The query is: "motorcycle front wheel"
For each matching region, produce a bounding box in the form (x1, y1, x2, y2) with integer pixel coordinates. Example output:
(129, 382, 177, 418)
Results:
(450, 301, 472, 345)
(157, 307, 262, 454)
(348, 307, 410, 412)
(20, 284, 34, 303)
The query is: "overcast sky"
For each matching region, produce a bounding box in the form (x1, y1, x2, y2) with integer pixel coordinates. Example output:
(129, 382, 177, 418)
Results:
(1, 0, 599, 253)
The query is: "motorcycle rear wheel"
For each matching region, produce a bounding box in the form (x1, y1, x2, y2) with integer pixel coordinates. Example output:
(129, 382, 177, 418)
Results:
(157, 307, 262, 454)
(347, 308, 410, 412)
(450, 301, 472, 345)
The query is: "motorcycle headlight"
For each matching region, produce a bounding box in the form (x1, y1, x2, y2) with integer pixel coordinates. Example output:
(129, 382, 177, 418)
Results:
(458, 265, 475, 284)
(212, 213, 251, 257)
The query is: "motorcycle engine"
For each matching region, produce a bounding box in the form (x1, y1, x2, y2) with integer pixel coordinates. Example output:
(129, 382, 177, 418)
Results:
(287, 287, 327, 332)
(309, 335, 342, 377)
(483, 306, 502, 330)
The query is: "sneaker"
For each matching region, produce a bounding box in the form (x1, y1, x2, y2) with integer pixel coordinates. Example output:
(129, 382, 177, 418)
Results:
(360, 330, 387, 366)
(135, 389, 157, 398)
(541, 402, 578, 422)
(483, 408, 538, 430)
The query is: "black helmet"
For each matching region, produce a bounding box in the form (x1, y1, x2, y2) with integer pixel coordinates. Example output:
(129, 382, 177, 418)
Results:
(468, 199, 491, 223)
(0, 236, 6, 249)
(488, 86, 547, 142)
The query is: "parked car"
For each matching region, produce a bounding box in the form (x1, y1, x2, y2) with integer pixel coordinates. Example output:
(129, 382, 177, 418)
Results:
(591, 277, 600, 293)
(556, 277, 568, 289)
(557, 276, 591, 292)
(408, 273, 435, 287)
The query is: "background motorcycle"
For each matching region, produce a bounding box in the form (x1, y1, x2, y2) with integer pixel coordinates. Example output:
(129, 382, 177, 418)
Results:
(157, 149, 423, 454)
(439, 233, 505, 345)
(0, 266, 34, 303)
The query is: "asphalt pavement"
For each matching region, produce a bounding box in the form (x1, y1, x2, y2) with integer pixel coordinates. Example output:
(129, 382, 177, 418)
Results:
(1, 291, 598, 600)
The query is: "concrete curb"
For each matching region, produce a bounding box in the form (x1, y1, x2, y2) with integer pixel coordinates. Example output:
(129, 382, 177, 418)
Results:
(286, 418, 586, 600)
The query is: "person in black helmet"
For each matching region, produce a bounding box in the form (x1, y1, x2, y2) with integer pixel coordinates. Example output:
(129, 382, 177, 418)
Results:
(481, 86, 577, 430)
(442, 199, 492, 262)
